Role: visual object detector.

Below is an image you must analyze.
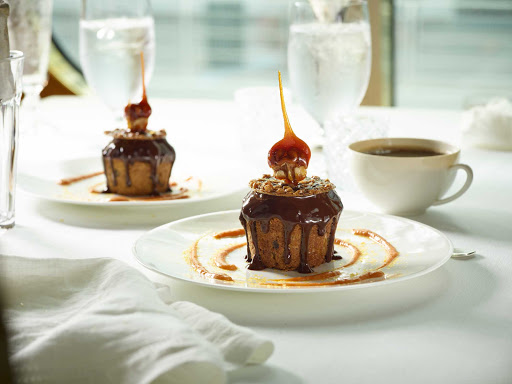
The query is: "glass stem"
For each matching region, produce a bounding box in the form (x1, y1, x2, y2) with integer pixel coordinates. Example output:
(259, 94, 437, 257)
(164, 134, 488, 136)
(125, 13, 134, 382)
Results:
(312, 122, 327, 178)
(312, 121, 325, 150)
(114, 114, 125, 129)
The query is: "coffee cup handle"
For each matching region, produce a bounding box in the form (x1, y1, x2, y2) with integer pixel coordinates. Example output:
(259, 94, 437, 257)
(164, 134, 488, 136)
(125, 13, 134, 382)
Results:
(432, 164, 473, 206)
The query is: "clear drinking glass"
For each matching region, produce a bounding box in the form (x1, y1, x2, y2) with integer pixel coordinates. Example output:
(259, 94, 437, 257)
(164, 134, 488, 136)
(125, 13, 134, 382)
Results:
(8, 0, 53, 133)
(80, 0, 155, 126)
(0, 51, 24, 229)
(287, 0, 371, 128)
(288, 0, 374, 189)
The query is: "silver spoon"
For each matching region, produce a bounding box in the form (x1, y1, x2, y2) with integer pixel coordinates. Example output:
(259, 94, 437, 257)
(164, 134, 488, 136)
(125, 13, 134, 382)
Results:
(451, 248, 476, 259)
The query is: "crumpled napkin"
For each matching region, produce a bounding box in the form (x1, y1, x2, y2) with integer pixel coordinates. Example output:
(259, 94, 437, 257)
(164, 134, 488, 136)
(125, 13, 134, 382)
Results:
(462, 98, 512, 151)
(0, 256, 273, 384)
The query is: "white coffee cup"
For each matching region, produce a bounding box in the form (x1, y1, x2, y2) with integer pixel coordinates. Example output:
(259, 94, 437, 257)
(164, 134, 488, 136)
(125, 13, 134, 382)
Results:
(349, 138, 473, 216)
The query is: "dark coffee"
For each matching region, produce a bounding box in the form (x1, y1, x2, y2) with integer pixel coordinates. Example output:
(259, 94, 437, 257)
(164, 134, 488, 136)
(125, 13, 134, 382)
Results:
(363, 146, 444, 157)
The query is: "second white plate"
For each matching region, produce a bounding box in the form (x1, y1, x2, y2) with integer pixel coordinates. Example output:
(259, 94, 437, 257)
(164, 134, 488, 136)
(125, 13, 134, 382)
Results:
(133, 209, 453, 293)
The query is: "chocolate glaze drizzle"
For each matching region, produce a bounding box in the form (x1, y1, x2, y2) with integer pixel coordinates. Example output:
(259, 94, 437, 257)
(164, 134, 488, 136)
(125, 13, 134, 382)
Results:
(239, 189, 343, 273)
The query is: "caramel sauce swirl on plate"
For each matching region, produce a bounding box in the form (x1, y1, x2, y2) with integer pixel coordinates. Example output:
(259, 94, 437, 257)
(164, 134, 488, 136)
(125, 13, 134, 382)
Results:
(185, 227, 399, 288)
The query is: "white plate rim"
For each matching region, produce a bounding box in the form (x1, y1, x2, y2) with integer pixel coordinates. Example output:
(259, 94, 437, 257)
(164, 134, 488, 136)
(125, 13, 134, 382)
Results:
(133, 209, 454, 293)
(18, 157, 247, 207)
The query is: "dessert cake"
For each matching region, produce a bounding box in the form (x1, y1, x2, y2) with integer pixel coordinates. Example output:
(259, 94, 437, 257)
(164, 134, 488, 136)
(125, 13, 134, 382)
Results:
(102, 54, 176, 196)
(102, 129, 175, 196)
(239, 72, 343, 273)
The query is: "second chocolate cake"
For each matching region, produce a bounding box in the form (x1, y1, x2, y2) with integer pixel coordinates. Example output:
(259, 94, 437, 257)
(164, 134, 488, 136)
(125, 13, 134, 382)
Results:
(101, 53, 176, 196)
(239, 71, 343, 273)
(240, 175, 343, 273)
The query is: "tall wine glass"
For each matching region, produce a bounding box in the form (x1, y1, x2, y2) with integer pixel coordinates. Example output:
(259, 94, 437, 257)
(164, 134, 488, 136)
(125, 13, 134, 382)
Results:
(287, 0, 371, 131)
(79, 0, 155, 127)
(8, 0, 53, 133)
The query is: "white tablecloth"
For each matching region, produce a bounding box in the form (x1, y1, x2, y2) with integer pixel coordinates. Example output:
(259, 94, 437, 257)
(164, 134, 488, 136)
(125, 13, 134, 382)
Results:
(3, 96, 512, 383)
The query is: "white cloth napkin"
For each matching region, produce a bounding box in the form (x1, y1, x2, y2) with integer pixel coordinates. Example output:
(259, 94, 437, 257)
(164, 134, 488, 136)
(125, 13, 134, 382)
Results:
(0, 255, 274, 384)
(462, 98, 512, 150)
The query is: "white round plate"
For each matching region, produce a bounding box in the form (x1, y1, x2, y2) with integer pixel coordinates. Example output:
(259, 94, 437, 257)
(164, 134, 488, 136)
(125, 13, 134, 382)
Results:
(18, 157, 246, 207)
(133, 209, 453, 293)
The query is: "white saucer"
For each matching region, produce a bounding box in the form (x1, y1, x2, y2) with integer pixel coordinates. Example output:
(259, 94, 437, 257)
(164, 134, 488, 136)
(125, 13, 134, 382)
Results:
(18, 157, 247, 207)
(133, 209, 453, 293)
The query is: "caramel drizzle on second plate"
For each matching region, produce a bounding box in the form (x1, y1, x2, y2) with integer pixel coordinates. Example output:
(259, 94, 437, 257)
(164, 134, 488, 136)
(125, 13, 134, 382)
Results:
(59, 171, 193, 202)
(214, 243, 246, 271)
(58, 171, 104, 186)
(185, 237, 233, 282)
(188, 228, 399, 287)
(352, 229, 399, 269)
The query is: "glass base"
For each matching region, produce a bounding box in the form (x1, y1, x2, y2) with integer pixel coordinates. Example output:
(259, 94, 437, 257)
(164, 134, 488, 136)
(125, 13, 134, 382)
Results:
(324, 114, 390, 192)
(0, 218, 15, 229)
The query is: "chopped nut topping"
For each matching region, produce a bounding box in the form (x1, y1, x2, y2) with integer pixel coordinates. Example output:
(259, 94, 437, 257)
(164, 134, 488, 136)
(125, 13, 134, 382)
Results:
(249, 175, 335, 197)
(127, 116, 149, 132)
(271, 161, 308, 185)
(105, 129, 167, 140)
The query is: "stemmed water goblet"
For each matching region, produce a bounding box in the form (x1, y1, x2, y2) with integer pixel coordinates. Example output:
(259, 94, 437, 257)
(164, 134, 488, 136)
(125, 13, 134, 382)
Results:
(287, 0, 374, 187)
(80, 0, 155, 127)
(288, 0, 371, 129)
(8, 0, 53, 134)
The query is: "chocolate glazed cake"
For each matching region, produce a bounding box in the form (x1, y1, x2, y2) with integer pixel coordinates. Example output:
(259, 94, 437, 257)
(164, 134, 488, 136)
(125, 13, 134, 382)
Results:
(239, 71, 344, 273)
(102, 130, 176, 196)
(102, 53, 176, 196)
(240, 176, 343, 273)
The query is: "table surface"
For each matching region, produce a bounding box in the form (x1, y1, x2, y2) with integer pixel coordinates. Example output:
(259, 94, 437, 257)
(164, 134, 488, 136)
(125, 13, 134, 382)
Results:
(3, 96, 512, 384)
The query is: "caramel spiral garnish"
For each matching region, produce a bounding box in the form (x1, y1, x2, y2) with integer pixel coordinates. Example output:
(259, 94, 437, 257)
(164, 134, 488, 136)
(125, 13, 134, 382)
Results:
(267, 72, 311, 185)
